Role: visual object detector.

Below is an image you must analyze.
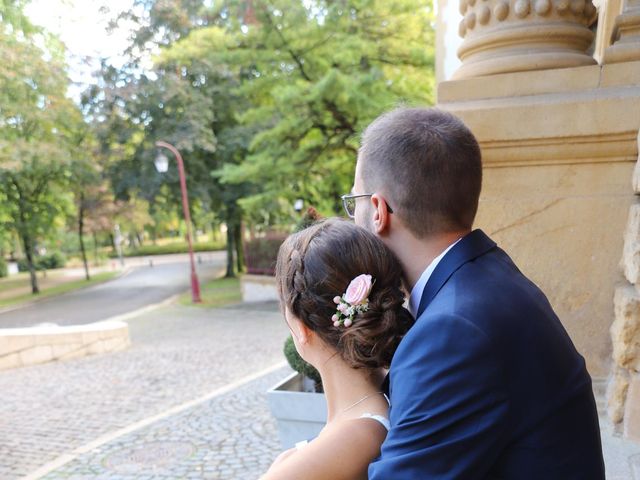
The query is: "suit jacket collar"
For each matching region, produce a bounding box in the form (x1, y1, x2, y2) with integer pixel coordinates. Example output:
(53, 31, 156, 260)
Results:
(416, 229, 496, 318)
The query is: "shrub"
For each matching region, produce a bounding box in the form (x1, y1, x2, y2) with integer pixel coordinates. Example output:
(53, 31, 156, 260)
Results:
(38, 251, 66, 269)
(109, 240, 226, 258)
(284, 335, 323, 392)
(244, 233, 287, 276)
(17, 252, 66, 271)
(0, 257, 7, 278)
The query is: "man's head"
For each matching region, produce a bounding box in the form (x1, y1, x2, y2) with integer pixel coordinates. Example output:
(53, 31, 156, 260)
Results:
(353, 107, 482, 239)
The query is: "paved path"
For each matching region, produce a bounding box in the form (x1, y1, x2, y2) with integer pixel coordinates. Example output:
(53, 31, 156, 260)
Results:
(1, 299, 638, 479)
(0, 252, 226, 328)
(0, 301, 289, 479)
(38, 368, 288, 480)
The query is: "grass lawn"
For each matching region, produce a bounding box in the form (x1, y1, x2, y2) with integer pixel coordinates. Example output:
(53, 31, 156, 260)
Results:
(178, 276, 242, 308)
(0, 271, 119, 309)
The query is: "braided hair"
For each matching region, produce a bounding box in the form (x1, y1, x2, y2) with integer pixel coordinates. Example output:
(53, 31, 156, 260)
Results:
(275, 218, 414, 370)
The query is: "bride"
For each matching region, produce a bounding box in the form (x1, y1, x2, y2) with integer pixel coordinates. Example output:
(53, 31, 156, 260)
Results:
(261, 218, 414, 480)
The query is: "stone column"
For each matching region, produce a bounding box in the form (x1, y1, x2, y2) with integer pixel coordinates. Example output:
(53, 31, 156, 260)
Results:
(603, 0, 640, 63)
(454, 0, 598, 79)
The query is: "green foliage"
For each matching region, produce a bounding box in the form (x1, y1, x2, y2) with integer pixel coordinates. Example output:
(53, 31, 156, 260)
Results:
(211, 0, 436, 219)
(244, 233, 287, 275)
(115, 240, 226, 257)
(284, 335, 323, 390)
(0, 257, 7, 278)
(17, 252, 67, 272)
(0, 2, 84, 292)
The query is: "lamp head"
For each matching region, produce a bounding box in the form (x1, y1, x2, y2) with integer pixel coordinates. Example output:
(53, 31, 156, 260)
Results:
(154, 152, 169, 173)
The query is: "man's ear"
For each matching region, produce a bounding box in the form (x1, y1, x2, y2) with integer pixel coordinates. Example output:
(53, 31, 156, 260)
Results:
(371, 193, 392, 235)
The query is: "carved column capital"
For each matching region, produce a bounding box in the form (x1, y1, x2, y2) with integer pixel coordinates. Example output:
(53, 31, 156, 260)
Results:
(453, 0, 598, 79)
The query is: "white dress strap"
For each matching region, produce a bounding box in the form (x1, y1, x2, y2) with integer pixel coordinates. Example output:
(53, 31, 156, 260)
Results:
(359, 413, 391, 431)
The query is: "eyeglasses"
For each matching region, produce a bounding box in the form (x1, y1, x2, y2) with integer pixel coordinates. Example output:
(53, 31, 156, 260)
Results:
(341, 193, 394, 219)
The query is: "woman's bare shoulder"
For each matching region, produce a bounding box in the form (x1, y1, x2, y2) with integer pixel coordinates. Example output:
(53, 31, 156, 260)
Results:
(260, 418, 387, 480)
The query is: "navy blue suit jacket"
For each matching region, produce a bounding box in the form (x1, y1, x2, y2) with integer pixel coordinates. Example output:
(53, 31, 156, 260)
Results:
(369, 230, 605, 479)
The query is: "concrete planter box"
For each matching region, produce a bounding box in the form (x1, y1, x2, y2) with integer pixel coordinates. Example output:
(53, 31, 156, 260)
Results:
(241, 274, 278, 303)
(267, 372, 327, 449)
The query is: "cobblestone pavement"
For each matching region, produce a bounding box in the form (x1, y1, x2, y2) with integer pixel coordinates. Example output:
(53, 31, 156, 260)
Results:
(39, 368, 288, 480)
(0, 301, 289, 479)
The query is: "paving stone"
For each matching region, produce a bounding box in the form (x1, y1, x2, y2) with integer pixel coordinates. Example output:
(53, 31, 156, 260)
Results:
(0, 302, 288, 479)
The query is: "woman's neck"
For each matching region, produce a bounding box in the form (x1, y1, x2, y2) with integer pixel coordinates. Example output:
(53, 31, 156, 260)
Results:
(317, 355, 386, 423)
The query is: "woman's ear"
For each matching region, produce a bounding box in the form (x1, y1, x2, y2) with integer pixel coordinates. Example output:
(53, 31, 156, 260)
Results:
(286, 308, 312, 345)
(296, 320, 313, 345)
(370, 193, 392, 235)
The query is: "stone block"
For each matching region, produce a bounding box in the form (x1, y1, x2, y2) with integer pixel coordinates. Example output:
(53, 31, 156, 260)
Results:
(0, 336, 12, 356)
(87, 340, 106, 355)
(82, 331, 102, 344)
(608, 367, 631, 424)
(624, 373, 640, 442)
(612, 285, 640, 371)
(58, 346, 88, 361)
(18, 345, 53, 366)
(0, 353, 22, 371)
(41, 331, 83, 345)
(633, 131, 640, 195)
(600, 60, 640, 88)
(0, 334, 34, 354)
(622, 204, 640, 285)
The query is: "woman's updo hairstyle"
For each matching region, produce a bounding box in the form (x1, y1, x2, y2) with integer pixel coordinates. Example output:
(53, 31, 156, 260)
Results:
(275, 218, 414, 370)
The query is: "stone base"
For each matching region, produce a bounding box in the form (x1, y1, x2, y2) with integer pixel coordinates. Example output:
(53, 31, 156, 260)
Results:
(0, 321, 130, 370)
(241, 274, 278, 303)
(625, 373, 640, 442)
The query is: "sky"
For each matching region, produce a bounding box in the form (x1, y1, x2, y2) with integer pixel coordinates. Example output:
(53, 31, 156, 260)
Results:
(24, 0, 137, 100)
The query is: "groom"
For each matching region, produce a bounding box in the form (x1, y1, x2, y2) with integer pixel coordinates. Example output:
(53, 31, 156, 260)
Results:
(349, 108, 605, 478)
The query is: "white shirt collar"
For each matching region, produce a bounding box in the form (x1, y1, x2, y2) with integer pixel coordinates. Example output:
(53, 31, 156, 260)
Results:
(408, 239, 461, 317)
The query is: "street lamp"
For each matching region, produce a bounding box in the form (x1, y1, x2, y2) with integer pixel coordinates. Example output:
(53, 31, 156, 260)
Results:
(154, 141, 202, 303)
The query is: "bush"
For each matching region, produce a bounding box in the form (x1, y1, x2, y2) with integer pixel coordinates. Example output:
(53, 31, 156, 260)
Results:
(110, 240, 226, 258)
(17, 252, 67, 272)
(244, 233, 287, 276)
(284, 335, 323, 391)
(0, 257, 7, 278)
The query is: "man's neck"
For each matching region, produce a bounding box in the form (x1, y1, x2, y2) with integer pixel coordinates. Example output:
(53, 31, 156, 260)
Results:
(395, 230, 470, 291)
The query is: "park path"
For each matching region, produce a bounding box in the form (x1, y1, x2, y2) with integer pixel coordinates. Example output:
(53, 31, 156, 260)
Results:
(0, 252, 226, 328)
(0, 301, 290, 479)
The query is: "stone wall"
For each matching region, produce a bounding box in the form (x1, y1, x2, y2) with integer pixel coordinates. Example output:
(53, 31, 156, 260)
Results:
(0, 321, 130, 370)
(438, 62, 640, 377)
(609, 132, 640, 441)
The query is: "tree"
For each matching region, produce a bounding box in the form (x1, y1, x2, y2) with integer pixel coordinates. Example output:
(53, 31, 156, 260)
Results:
(0, 10, 82, 293)
(218, 0, 436, 217)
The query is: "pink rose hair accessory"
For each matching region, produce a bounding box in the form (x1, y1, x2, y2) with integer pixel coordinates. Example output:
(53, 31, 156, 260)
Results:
(331, 274, 374, 327)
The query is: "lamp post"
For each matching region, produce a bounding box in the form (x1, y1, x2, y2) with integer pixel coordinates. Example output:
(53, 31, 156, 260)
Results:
(154, 141, 202, 303)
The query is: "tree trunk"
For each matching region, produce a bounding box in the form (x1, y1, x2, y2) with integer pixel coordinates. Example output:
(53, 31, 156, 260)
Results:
(234, 220, 244, 273)
(93, 231, 99, 266)
(109, 232, 116, 254)
(78, 195, 90, 280)
(225, 223, 235, 278)
(20, 231, 39, 294)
